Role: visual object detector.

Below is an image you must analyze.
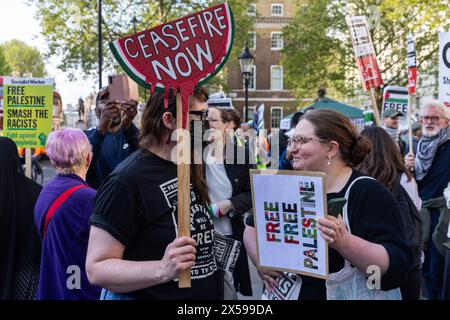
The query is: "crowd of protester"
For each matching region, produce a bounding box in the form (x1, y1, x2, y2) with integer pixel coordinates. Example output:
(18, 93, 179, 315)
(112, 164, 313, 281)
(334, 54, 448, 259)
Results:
(1, 84, 449, 300)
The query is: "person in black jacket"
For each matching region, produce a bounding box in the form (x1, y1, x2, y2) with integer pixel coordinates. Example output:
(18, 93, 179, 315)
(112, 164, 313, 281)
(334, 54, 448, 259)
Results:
(206, 107, 254, 299)
(244, 110, 413, 299)
(0, 137, 42, 300)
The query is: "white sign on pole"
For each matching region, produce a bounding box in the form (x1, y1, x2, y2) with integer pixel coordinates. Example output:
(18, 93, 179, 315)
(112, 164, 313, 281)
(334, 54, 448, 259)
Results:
(439, 32, 450, 107)
(250, 169, 329, 279)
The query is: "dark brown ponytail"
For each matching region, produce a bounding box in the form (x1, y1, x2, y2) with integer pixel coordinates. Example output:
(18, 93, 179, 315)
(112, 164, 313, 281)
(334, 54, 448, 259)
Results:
(303, 109, 371, 167)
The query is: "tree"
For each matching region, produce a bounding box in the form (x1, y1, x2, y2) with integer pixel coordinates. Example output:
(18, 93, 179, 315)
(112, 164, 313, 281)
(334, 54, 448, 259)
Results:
(0, 47, 11, 75)
(282, 0, 450, 106)
(32, 0, 255, 88)
(0, 39, 46, 77)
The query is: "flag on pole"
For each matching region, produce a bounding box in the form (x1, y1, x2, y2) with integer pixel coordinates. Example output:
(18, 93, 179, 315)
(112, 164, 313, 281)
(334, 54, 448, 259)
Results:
(253, 103, 264, 131)
(407, 33, 417, 94)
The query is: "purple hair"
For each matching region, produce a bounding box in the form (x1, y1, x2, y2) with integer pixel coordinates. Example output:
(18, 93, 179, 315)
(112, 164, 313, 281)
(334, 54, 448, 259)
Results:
(46, 128, 92, 174)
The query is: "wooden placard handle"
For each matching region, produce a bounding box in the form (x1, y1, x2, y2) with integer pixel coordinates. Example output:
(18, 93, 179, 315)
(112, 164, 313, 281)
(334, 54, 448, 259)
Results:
(369, 87, 381, 126)
(25, 148, 32, 178)
(176, 92, 191, 288)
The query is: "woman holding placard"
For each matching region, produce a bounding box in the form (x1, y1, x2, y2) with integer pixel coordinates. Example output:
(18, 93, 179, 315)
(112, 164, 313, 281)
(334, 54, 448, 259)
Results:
(244, 109, 413, 300)
(86, 90, 219, 300)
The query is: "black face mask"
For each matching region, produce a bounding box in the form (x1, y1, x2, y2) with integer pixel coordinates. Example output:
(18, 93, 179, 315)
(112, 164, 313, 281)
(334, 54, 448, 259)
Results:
(190, 119, 210, 160)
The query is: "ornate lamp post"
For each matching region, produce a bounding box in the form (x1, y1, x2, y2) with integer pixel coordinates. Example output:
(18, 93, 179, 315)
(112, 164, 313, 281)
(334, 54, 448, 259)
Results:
(238, 43, 254, 122)
(131, 14, 138, 33)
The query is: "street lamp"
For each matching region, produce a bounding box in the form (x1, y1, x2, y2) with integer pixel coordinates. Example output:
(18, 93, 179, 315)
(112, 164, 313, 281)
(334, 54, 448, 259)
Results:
(131, 14, 138, 33)
(238, 43, 254, 123)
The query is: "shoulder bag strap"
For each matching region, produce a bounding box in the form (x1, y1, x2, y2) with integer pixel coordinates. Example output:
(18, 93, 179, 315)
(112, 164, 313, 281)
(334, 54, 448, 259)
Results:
(42, 184, 88, 240)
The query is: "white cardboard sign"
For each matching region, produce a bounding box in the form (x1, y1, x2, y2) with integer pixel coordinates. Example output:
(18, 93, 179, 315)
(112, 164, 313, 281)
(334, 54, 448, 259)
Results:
(250, 170, 329, 279)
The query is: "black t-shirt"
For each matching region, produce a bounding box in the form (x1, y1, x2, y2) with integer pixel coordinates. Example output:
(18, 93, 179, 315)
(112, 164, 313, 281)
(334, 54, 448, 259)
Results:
(90, 149, 219, 300)
(246, 170, 412, 300)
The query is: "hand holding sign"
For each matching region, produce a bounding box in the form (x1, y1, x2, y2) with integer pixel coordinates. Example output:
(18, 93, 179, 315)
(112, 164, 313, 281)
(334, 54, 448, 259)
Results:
(110, 3, 234, 288)
(120, 99, 138, 130)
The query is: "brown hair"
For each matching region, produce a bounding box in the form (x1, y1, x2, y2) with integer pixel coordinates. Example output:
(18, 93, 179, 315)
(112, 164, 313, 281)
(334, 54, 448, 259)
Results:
(302, 109, 371, 167)
(140, 90, 210, 205)
(191, 86, 209, 103)
(356, 126, 413, 189)
(224, 108, 242, 128)
(139, 90, 176, 150)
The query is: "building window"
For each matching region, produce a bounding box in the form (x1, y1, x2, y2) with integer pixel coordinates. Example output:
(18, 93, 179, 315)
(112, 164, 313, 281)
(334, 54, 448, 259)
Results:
(271, 66, 283, 90)
(271, 107, 283, 128)
(271, 32, 283, 50)
(243, 65, 256, 91)
(271, 4, 283, 16)
(245, 106, 256, 121)
(248, 4, 256, 16)
(248, 31, 256, 50)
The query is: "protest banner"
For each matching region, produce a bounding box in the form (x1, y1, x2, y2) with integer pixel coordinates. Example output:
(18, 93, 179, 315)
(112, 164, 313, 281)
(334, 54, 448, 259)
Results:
(3, 77, 53, 148)
(439, 32, 450, 107)
(382, 86, 408, 114)
(407, 33, 417, 95)
(110, 2, 234, 288)
(261, 272, 302, 300)
(250, 169, 329, 279)
(346, 16, 383, 125)
(407, 33, 418, 154)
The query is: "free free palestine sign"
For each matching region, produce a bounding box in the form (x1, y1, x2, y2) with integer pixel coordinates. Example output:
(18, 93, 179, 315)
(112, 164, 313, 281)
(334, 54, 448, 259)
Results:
(110, 2, 234, 128)
(250, 170, 329, 279)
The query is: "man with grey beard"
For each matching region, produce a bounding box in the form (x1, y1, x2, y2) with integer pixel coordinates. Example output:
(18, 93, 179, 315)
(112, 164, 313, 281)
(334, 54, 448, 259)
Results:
(405, 100, 450, 300)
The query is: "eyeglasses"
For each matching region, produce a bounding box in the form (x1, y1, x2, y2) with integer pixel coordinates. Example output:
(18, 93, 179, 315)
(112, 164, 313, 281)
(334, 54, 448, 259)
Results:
(287, 135, 326, 149)
(421, 116, 442, 123)
(207, 117, 222, 123)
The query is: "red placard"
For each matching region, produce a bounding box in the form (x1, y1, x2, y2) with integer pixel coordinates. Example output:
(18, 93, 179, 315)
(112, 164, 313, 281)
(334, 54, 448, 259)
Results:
(408, 67, 417, 94)
(346, 16, 383, 91)
(110, 2, 234, 128)
(407, 33, 417, 94)
(356, 55, 383, 91)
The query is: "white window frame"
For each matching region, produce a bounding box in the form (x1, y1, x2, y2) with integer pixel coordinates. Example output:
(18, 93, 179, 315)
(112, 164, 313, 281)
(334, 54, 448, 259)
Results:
(243, 65, 256, 91)
(270, 65, 284, 90)
(245, 106, 256, 121)
(271, 107, 283, 128)
(271, 32, 283, 50)
(271, 4, 283, 17)
(248, 31, 256, 50)
(248, 4, 257, 16)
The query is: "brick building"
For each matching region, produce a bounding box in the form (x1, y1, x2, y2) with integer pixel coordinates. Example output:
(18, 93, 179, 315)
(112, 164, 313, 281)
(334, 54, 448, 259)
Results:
(227, 0, 298, 129)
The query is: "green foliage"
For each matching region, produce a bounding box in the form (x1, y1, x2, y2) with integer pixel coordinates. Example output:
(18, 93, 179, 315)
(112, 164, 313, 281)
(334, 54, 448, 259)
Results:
(282, 0, 450, 104)
(33, 0, 255, 90)
(0, 39, 46, 77)
(0, 47, 11, 75)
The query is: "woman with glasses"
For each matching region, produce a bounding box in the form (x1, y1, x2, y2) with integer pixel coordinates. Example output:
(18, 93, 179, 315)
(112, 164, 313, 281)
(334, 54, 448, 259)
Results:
(244, 109, 413, 299)
(206, 107, 254, 299)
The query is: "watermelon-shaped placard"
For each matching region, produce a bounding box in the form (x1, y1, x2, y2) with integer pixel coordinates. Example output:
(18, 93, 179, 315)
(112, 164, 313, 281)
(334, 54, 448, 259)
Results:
(110, 2, 234, 128)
